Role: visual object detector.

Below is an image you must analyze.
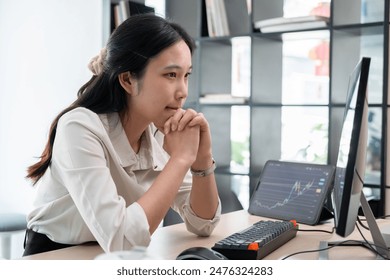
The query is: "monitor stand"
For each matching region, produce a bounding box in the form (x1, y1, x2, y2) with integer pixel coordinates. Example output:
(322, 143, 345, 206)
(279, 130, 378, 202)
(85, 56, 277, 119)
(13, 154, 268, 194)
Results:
(318, 190, 390, 260)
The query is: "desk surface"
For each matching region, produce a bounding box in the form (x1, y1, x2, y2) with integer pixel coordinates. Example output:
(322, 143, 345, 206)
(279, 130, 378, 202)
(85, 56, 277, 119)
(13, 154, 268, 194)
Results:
(22, 210, 390, 260)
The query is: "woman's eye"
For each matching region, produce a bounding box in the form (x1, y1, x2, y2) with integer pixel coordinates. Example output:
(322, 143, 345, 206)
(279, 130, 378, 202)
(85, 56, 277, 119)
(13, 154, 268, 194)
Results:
(166, 73, 176, 78)
(185, 72, 192, 78)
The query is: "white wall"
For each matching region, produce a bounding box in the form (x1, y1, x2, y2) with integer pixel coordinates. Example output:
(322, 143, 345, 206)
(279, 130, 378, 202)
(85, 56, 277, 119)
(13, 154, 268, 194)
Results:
(0, 0, 105, 258)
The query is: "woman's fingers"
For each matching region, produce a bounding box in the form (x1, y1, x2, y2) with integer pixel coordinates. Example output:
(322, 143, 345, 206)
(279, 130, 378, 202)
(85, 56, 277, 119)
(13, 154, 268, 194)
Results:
(187, 112, 205, 127)
(177, 109, 198, 131)
(164, 109, 199, 134)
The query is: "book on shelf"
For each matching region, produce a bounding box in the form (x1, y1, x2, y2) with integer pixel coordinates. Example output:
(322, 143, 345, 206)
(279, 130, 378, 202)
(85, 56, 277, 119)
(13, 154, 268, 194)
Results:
(224, 0, 250, 35)
(112, 1, 155, 29)
(113, 0, 131, 28)
(202, 0, 249, 37)
(254, 15, 329, 33)
(119, 0, 130, 20)
(204, 0, 217, 37)
(204, 0, 229, 37)
(199, 93, 248, 104)
(215, 0, 229, 36)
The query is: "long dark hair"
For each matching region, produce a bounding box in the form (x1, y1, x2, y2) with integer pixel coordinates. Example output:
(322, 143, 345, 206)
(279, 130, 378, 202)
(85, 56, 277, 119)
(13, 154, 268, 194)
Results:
(27, 14, 195, 185)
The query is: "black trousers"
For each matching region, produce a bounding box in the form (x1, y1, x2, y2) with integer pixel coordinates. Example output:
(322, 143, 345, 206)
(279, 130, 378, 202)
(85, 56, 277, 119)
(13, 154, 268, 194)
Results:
(23, 229, 75, 257)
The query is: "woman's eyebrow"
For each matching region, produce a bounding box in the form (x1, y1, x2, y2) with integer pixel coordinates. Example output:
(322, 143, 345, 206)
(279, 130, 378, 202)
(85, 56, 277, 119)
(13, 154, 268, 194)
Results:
(163, 64, 193, 71)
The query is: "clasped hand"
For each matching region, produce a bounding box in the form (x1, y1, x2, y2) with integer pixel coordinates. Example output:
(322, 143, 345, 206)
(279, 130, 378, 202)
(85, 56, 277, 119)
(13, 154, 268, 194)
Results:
(161, 109, 212, 167)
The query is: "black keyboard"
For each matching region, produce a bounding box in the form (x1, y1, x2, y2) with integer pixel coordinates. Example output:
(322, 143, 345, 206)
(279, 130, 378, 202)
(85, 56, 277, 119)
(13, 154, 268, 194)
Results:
(212, 220, 298, 260)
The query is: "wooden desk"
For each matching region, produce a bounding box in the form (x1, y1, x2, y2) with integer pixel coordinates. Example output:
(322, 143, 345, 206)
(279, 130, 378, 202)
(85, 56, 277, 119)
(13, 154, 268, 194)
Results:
(22, 210, 389, 260)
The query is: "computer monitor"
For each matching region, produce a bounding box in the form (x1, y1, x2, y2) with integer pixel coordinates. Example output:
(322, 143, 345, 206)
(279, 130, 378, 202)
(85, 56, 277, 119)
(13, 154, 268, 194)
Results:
(329, 57, 389, 258)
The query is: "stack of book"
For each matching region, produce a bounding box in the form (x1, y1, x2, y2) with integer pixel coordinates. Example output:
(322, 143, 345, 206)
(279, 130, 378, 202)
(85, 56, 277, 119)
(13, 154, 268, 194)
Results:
(254, 15, 329, 33)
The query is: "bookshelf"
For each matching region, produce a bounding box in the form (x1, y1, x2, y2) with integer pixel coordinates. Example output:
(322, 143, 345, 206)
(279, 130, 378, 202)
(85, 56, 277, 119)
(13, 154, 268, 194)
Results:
(109, 0, 389, 217)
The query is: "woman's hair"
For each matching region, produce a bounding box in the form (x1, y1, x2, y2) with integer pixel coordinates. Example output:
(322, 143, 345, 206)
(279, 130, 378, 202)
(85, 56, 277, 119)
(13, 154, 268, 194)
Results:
(26, 13, 195, 185)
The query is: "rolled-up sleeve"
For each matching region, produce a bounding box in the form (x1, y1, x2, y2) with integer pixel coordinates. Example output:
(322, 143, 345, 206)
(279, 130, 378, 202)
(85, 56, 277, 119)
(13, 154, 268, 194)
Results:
(182, 196, 221, 236)
(172, 172, 221, 236)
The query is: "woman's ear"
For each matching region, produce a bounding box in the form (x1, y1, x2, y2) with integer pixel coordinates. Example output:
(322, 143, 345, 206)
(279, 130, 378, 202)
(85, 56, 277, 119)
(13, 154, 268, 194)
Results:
(118, 71, 135, 95)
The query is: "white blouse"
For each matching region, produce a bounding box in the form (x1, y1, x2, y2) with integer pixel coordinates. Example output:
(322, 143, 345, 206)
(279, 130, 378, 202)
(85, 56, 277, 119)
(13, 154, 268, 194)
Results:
(27, 107, 221, 252)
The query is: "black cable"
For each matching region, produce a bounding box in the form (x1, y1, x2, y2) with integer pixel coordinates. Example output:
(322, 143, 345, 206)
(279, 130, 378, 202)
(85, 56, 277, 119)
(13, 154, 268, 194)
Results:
(355, 221, 390, 259)
(281, 239, 365, 260)
(281, 245, 332, 260)
(357, 216, 370, 231)
(356, 215, 390, 250)
(282, 238, 389, 260)
(282, 211, 389, 259)
(280, 227, 334, 260)
(297, 227, 335, 234)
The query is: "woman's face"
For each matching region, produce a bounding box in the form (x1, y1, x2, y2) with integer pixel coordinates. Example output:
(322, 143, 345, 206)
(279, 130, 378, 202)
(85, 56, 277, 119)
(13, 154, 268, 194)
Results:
(128, 40, 192, 129)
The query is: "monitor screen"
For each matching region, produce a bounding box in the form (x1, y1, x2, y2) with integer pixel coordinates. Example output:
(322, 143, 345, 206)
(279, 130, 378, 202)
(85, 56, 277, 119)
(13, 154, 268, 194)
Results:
(331, 57, 370, 237)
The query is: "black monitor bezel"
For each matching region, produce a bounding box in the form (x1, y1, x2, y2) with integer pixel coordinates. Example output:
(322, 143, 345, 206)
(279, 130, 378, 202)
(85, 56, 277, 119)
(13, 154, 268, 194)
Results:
(333, 57, 371, 237)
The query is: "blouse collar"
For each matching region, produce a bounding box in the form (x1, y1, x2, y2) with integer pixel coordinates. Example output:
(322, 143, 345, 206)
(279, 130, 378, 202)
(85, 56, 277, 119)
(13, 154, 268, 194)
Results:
(100, 112, 168, 171)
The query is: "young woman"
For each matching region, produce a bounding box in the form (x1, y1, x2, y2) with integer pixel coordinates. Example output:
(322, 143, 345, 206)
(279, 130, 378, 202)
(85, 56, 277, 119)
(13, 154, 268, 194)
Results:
(23, 14, 221, 256)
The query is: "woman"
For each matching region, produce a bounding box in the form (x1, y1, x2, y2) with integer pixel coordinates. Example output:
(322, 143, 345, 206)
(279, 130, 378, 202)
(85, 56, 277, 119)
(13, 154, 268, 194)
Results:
(23, 14, 221, 256)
